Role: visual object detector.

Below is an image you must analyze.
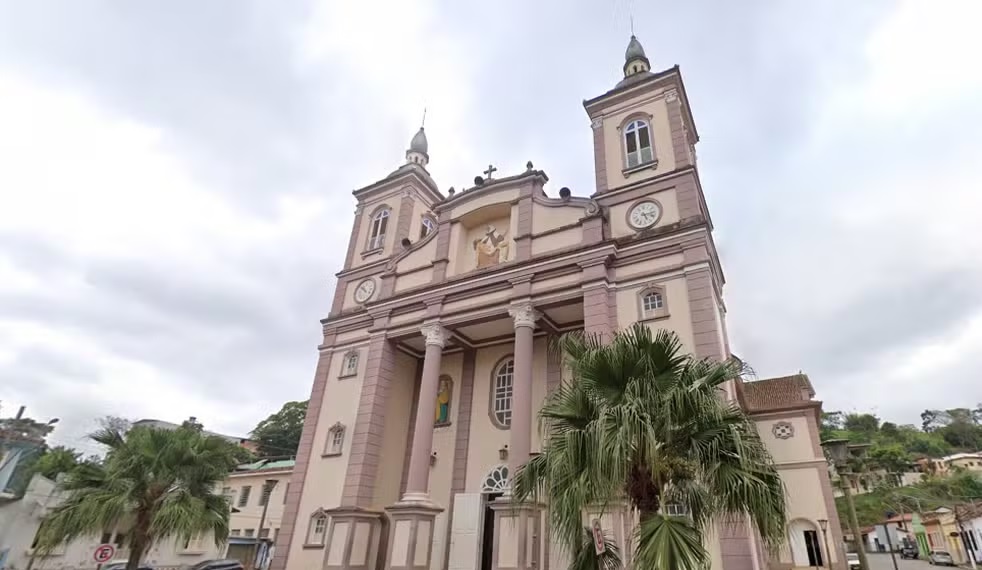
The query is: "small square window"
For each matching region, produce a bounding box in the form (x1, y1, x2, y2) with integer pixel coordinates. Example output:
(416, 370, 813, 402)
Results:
(643, 292, 663, 312)
(324, 422, 346, 456)
(639, 287, 669, 320)
(340, 351, 358, 378)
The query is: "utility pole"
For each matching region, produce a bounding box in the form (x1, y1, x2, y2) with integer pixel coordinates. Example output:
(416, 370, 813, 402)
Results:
(246, 479, 278, 570)
(822, 439, 871, 570)
(883, 512, 900, 570)
(841, 474, 872, 570)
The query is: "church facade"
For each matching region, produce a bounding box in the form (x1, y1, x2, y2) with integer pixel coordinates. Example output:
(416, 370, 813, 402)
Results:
(271, 35, 843, 570)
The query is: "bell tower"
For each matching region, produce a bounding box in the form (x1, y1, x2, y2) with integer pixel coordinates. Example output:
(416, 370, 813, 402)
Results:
(583, 35, 699, 197)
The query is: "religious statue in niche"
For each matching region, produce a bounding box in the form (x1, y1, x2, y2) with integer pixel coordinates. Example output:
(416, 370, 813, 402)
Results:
(473, 225, 509, 268)
(435, 375, 453, 426)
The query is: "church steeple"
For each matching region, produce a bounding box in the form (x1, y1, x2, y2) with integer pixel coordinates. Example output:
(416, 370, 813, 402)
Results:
(406, 126, 429, 168)
(623, 35, 651, 77)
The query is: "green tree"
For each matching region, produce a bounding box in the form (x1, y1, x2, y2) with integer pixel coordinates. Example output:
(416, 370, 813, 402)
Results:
(513, 325, 787, 570)
(33, 446, 82, 479)
(867, 443, 911, 473)
(36, 425, 239, 570)
(251, 401, 308, 457)
(821, 412, 845, 440)
(843, 413, 880, 441)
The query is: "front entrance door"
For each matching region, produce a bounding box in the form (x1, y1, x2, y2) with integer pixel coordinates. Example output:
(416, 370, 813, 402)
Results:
(481, 493, 502, 570)
(804, 530, 824, 567)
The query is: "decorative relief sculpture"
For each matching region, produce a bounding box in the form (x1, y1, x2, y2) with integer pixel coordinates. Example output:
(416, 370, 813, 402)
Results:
(473, 225, 509, 268)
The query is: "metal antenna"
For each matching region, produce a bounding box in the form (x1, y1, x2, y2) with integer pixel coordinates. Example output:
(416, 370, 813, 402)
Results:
(630, 14, 635, 36)
(421, 107, 427, 128)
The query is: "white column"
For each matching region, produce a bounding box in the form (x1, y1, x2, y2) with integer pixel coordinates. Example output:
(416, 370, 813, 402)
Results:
(507, 304, 539, 478)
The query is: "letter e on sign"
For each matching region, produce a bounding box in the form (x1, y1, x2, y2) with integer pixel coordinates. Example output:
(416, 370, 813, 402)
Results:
(591, 518, 606, 555)
(94, 544, 116, 563)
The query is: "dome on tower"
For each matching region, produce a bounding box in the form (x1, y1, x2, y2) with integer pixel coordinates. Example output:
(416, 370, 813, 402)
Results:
(625, 35, 647, 62)
(620, 34, 652, 84)
(409, 127, 428, 154)
(405, 126, 430, 168)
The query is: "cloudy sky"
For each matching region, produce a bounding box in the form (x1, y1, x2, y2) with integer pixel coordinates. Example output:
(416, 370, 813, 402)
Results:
(1, 0, 980, 454)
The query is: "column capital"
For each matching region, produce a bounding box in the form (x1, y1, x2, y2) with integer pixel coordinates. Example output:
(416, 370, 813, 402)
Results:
(508, 304, 541, 329)
(420, 323, 450, 347)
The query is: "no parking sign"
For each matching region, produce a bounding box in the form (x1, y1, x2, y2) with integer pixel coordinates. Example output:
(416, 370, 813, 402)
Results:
(93, 544, 115, 564)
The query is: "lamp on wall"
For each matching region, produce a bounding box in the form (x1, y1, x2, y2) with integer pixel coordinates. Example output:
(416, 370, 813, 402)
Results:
(499, 445, 508, 461)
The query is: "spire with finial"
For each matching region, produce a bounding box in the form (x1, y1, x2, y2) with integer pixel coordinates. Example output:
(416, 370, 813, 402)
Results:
(405, 111, 429, 168)
(623, 34, 651, 78)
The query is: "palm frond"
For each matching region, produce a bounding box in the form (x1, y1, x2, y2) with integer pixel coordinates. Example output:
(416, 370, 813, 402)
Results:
(514, 323, 788, 565)
(635, 514, 709, 570)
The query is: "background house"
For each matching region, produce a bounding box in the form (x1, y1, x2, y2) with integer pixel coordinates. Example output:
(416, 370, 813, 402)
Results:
(0, 459, 293, 570)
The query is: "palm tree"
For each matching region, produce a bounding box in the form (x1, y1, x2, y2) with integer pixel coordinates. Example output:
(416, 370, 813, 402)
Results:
(513, 324, 787, 570)
(36, 425, 240, 570)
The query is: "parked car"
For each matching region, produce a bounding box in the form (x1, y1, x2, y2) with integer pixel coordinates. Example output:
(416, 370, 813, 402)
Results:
(189, 559, 245, 570)
(900, 545, 919, 559)
(102, 562, 153, 570)
(846, 553, 861, 570)
(928, 550, 955, 566)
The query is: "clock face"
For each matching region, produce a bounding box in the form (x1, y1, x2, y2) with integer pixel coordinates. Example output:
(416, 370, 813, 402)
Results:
(628, 201, 661, 229)
(354, 279, 376, 303)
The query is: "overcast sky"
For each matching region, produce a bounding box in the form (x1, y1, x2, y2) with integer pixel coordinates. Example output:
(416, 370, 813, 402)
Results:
(1, 0, 980, 455)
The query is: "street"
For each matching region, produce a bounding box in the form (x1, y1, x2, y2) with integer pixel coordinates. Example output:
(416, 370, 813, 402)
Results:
(865, 553, 957, 570)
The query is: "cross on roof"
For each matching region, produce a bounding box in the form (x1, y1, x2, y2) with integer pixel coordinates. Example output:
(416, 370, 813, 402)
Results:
(483, 164, 497, 179)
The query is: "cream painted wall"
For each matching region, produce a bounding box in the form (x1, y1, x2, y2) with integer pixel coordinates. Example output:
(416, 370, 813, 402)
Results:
(530, 273, 581, 295)
(407, 200, 436, 245)
(394, 237, 438, 279)
(530, 227, 582, 257)
(529, 203, 584, 234)
(775, 467, 838, 566)
(442, 289, 512, 315)
(462, 339, 550, 492)
(389, 309, 427, 327)
(615, 277, 695, 354)
(613, 253, 684, 281)
(758, 417, 815, 465)
(529, 338, 550, 454)
(226, 470, 292, 539)
(285, 347, 366, 569)
(449, 189, 520, 220)
(393, 266, 431, 293)
(601, 91, 676, 191)
(349, 190, 404, 271)
(424, 353, 463, 570)
(371, 350, 418, 508)
(607, 185, 680, 240)
(465, 343, 514, 491)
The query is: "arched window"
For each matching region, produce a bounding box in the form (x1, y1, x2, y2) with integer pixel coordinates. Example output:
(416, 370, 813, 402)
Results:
(490, 358, 514, 428)
(481, 465, 510, 493)
(367, 208, 390, 250)
(324, 422, 345, 456)
(340, 350, 358, 378)
(642, 291, 663, 312)
(638, 285, 669, 320)
(420, 216, 436, 239)
(624, 119, 654, 168)
(306, 509, 328, 546)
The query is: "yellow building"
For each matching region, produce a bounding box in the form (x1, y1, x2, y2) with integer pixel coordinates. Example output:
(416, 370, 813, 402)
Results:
(921, 508, 966, 563)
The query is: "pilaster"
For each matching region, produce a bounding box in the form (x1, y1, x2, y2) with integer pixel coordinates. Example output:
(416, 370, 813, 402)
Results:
(384, 503, 443, 570)
(490, 498, 545, 570)
(323, 507, 385, 570)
